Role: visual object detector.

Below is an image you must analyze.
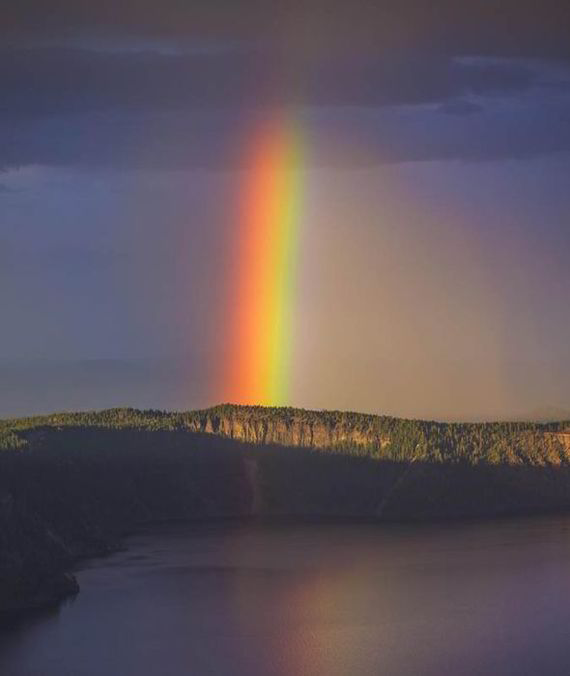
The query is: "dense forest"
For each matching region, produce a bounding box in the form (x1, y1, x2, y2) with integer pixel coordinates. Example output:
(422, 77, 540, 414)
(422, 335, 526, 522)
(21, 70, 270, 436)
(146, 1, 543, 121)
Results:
(2, 404, 570, 616)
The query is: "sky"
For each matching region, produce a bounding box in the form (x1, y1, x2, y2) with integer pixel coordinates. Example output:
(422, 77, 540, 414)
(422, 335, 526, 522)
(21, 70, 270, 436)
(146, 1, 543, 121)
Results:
(1, 0, 570, 421)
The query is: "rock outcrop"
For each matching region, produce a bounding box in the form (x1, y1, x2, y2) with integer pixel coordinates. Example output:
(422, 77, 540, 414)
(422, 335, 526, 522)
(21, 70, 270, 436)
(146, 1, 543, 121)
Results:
(186, 408, 391, 451)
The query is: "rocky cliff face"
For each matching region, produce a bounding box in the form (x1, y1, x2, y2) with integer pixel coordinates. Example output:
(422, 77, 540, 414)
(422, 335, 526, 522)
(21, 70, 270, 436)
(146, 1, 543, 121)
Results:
(545, 431, 570, 454)
(182, 407, 570, 466)
(186, 409, 390, 451)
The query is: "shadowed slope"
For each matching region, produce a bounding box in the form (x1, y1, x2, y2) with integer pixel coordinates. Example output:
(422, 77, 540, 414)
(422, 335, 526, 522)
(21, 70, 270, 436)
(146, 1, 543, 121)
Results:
(2, 406, 570, 615)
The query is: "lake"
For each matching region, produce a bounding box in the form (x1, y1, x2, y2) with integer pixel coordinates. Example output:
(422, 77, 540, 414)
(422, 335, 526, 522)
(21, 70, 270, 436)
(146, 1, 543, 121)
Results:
(1, 517, 570, 675)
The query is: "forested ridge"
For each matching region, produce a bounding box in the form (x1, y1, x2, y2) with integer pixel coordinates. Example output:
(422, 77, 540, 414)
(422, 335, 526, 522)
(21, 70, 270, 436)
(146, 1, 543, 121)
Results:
(2, 404, 570, 465)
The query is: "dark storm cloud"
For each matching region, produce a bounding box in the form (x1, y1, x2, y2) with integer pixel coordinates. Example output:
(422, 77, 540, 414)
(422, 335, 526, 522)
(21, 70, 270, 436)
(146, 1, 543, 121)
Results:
(1, 1, 569, 169)
(3, 1, 570, 60)
(3, 99, 570, 171)
(0, 111, 242, 170)
(309, 102, 570, 165)
(438, 100, 484, 117)
(0, 48, 537, 118)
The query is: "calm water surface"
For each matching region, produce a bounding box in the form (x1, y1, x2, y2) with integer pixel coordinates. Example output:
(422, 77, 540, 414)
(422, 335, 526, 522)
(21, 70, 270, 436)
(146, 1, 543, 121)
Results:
(2, 517, 570, 676)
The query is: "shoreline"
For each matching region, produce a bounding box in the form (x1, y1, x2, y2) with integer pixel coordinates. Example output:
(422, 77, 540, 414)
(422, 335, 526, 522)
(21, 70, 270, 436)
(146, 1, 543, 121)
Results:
(5, 508, 570, 622)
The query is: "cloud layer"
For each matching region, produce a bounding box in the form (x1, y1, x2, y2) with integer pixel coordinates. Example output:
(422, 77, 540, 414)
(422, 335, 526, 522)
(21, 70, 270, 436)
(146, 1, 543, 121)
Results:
(4, 1, 570, 61)
(0, 1, 569, 170)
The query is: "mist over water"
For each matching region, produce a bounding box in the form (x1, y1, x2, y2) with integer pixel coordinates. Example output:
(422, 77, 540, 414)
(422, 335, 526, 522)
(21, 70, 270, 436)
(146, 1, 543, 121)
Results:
(2, 518, 570, 676)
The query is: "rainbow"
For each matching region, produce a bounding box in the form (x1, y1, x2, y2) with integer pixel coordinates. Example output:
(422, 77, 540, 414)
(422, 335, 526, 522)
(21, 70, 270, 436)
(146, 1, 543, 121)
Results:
(225, 114, 303, 406)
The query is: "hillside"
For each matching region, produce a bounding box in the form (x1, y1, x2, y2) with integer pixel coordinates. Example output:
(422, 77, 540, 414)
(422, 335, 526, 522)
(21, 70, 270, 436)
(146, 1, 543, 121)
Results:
(3, 404, 570, 463)
(2, 404, 570, 615)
